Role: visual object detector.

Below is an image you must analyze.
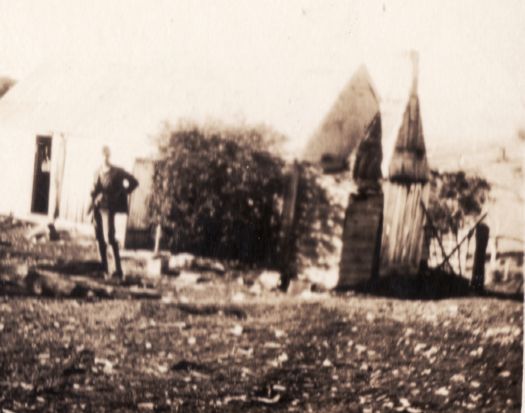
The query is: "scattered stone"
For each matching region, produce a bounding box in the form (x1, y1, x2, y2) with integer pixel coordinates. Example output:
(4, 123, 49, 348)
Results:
(176, 271, 201, 286)
(94, 358, 114, 375)
(249, 283, 262, 296)
(287, 279, 311, 295)
(169, 253, 195, 269)
(192, 257, 225, 274)
(230, 324, 243, 336)
(404, 328, 414, 336)
(237, 347, 253, 357)
(469, 347, 483, 357)
(254, 394, 280, 404)
(359, 362, 368, 371)
(19, 382, 33, 391)
(232, 292, 245, 302)
(451, 373, 465, 383)
(435, 387, 449, 397)
(277, 353, 289, 364)
(355, 344, 367, 354)
(168, 253, 225, 274)
(272, 384, 286, 392)
(145, 255, 169, 278)
(423, 346, 439, 358)
(25, 223, 60, 243)
(447, 304, 459, 316)
(274, 329, 286, 339)
(223, 395, 247, 404)
(257, 271, 281, 290)
(399, 397, 410, 407)
(137, 402, 154, 411)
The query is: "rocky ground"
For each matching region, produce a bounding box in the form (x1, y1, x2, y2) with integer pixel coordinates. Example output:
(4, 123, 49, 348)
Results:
(0, 217, 523, 412)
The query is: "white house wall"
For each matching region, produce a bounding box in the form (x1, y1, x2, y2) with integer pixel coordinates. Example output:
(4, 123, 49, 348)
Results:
(0, 128, 36, 215)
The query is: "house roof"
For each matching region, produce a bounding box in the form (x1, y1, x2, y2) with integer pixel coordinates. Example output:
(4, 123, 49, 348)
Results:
(301, 65, 380, 163)
(386, 53, 430, 183)
(387, 91, 430, 183)
(0, 54, 417, 172)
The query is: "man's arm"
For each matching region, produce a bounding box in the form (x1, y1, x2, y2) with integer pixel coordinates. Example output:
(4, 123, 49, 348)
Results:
(88, 171, 101, 215)
(122, 169, 139, 194)
(91, 170, 102, 199)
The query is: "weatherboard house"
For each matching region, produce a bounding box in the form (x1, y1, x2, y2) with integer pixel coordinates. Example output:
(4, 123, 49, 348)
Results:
(0, 62, 183, 245)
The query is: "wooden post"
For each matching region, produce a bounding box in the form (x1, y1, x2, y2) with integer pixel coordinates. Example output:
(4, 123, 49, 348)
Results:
(472, 223, 489, 292)
(154, 224, 162, 255)
(489, 236, 498, 283)
(279, 162, 300, 291)
(438, 212, 487, 272)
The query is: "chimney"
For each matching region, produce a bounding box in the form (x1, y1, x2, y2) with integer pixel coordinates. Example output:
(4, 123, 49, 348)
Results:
(409, 50, 419, 96)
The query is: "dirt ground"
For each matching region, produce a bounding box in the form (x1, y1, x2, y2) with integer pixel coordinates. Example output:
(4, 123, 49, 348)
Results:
(0, 218, 523, 412)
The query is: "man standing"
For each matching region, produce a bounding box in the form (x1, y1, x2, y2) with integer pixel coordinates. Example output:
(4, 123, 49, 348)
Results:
(90, 145, 139, 279)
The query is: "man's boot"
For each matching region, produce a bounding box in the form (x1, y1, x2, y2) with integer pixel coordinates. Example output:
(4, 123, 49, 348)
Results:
(97, 241, 109, 278)
(111, 242, 124, 281)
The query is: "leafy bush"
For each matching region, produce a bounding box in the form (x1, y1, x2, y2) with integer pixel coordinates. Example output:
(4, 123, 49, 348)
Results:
(428, 169, 491, 236)
(149, 122, 287, 265)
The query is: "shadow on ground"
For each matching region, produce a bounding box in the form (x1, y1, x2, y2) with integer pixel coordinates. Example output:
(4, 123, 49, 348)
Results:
(38, 260, 104, 275)
(341, 269, 523, 302)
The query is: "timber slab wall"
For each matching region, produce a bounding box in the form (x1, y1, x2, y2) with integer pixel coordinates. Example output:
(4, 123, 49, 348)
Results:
(380, 182, 429, 276)
(338, 191, 383, 288)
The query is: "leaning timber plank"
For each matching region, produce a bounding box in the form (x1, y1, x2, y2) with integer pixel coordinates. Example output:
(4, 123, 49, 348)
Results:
(26, 269, 80, 297)
(24, 269, 160, 299)
(116, 286, 162, 300)
(437, 212, 487, 270)
(67, 275, 160, 299)
(419, 200, 453, 273)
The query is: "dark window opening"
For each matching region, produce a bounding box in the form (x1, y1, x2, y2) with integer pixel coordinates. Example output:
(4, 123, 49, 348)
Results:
(31, 136, 52, 214)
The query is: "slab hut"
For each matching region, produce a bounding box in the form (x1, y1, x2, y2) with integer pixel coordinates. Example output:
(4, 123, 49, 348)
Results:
(293, 65, 383, 289)
(338, 112, 384, 287)
(380, 52, 430, 275)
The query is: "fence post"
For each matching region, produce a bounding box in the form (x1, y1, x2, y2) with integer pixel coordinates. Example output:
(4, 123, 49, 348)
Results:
(279, 162, 300, 291)
(154, 224, 162, 255)
(472, 223, 489, 292)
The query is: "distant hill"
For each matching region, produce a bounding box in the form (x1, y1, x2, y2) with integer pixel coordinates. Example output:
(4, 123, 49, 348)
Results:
(0, 77, 15, 98)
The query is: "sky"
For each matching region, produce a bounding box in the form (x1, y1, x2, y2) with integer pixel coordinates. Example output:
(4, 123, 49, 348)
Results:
(0, 0, 524, 154)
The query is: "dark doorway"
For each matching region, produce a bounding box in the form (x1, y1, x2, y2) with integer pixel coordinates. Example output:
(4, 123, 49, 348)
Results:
(31, 136, 52, 214)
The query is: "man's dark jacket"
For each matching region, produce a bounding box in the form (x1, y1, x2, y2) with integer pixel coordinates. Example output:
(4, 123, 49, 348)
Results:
(90, 166, 139, 213)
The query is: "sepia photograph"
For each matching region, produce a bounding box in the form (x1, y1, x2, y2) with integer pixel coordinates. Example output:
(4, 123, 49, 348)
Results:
(0, 0, 523, 411)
